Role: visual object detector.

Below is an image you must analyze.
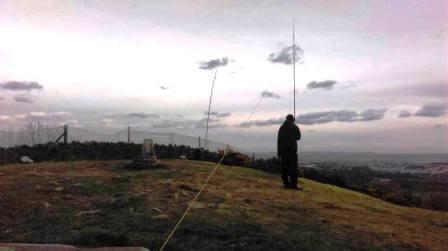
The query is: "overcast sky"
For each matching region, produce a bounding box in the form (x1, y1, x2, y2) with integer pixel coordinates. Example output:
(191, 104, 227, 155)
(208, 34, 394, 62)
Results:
(0, 0, 447, 153)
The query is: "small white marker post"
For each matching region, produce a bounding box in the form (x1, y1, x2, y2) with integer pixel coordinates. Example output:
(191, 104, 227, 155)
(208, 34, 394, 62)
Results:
(142, 139, 157, 161)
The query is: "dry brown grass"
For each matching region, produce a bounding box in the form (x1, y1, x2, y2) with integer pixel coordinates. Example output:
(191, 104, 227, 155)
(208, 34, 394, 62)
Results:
(1, 160, 447, 250)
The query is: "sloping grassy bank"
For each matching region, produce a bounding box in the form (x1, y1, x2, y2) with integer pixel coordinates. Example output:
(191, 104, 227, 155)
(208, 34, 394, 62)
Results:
(0, 160, 447, 250)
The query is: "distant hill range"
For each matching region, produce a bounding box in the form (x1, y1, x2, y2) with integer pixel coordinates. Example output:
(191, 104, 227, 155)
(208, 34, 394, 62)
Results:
(252, 151, 448, 163)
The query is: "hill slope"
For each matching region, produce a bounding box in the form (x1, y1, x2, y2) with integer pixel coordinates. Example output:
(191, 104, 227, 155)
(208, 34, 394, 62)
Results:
(0, 160, 447, 250)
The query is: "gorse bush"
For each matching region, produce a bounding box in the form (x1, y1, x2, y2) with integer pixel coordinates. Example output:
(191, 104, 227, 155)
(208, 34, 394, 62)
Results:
(219, 148, 251, 167)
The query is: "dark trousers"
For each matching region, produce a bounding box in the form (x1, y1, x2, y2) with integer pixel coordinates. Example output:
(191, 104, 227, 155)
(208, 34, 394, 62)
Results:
(280, 153, 298, 188)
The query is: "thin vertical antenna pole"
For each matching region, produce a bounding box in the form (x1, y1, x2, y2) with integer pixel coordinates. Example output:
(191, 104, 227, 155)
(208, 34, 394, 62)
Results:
(63, 124, 68, 144)
(293, 19, 296, 119)
(205, 69, 218, 150)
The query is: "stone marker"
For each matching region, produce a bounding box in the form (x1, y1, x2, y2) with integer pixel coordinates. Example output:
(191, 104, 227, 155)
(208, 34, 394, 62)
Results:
(124, 139, 162, 170)
(142, 139, 157, 160)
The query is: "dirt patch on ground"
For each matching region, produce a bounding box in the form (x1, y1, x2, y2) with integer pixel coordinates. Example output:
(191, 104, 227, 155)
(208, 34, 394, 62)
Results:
(0, 161, 120, 236)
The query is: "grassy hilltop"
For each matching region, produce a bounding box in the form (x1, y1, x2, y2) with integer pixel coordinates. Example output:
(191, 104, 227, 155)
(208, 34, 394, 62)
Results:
(0, 160, 447, 250)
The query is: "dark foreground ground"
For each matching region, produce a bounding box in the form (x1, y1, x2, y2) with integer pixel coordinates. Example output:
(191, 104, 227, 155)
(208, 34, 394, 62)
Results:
(1, 160, 447, 250)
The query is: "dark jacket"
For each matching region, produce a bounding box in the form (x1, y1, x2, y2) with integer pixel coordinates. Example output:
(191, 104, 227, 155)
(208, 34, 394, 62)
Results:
(277, 120, 301, 157)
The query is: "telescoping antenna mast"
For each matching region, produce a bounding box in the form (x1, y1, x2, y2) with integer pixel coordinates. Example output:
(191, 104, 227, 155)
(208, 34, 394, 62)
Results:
(204, 69, 218, 150)
(292, 19, 296, 119)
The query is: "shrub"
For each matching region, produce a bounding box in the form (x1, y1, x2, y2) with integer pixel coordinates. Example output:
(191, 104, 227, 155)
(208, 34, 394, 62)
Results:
(219, 148, 251, 167)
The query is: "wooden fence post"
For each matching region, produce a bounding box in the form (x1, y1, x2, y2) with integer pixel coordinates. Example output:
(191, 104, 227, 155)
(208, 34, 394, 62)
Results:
(63, 125, 68, 144)
(169, 133, 174, 145)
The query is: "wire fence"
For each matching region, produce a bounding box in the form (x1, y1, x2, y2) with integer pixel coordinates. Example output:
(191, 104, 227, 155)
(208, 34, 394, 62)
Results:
(0, 123, 64, 148)
(0, 124, 231, 152)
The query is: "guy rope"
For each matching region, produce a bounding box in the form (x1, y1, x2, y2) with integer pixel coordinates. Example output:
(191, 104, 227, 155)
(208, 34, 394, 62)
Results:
(160, 20, 298, 250)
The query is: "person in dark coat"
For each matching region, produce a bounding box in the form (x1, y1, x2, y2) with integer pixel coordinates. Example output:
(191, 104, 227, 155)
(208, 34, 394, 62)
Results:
(277, 114, 301, 189)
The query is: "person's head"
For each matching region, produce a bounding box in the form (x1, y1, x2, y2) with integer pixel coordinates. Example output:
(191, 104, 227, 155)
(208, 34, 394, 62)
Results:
(286, 114, 295, 122)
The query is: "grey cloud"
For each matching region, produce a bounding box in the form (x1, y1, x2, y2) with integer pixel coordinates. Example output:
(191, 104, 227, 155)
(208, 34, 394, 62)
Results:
(206, 111, 219, 116)
(195, 120, 228, 129)
(150, 120, 178, 129)
(307, 80, 337, 90)
(160, 86, 169, 90)
(297, 110, 358, 125)
(199, 117, 221, 123)
(358, 109, 387, 121)
(375, 82, 447, 98)
(14, 95, 33, 103)
(199, 57, 229, 70)
(105, 112, 160, 119)
(238, 118, 283, 128)
(261, 91, 281, 99)
(198, 111, 231, 129)
(237, 109, 387, 127)
(14, 111, 71, 121)
(268, 45, 304, 65)
(151, 118, 228, 129)
(414, 103, 447, 117)
(216, 112, 231, 118)
(1, 81, 43, 91)
(401, 82, 447, 98)
(341, 83, 356, 89)
(126, 113, 160, 119)
(28, 111, 70, 120)
(205, 123, 228, 129)
(398, 110, 412, 118)
(203, 111, 231, 118)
